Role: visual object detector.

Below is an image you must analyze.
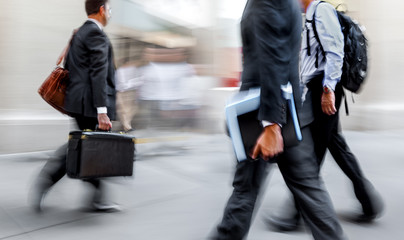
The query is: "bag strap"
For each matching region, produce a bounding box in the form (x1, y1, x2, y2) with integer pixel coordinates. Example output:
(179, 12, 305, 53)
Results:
(306, 1, 326, 68)
(56, 29, 78, 67)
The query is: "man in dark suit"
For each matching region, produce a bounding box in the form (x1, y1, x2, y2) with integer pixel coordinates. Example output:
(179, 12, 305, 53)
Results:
(30, 0, 119, 212)
(266, 0, 384, 231)
(210, 0, 346, 239)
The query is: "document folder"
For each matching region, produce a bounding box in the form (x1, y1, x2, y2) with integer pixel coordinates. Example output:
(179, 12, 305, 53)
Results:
(225, 82, 302, 162)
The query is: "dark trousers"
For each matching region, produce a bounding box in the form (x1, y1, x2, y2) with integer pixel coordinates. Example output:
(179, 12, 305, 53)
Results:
(310, 75, 378, 216)
(37, 115, 102, 200)
(212, 127, 345, 240)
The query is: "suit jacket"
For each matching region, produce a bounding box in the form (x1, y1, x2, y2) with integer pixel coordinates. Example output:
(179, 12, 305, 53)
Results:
(64, 21, 116, 120)
(240, 0, 305, 126)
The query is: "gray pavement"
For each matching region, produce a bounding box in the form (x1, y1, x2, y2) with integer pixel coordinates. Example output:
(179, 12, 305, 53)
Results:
(0, 129, 404, 240)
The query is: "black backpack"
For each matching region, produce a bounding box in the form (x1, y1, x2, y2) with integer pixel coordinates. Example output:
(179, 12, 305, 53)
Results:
(307, 1, 368, 94)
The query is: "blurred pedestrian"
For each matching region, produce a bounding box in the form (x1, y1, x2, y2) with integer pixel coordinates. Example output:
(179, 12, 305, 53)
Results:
(266, 0, 384, 231)
(209, 0, 346, 239)
(30, 0, 120, 212)
(115, 59, 143, 132)
(139, 48, 197, 128)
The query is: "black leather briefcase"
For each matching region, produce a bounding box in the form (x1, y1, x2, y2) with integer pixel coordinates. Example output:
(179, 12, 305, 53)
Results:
(66, 131, 135, 179)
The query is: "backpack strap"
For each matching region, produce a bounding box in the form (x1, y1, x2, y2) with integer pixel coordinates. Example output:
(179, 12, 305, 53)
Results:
(342, 88, 349, 116)
(306, 1, 326, 68)
(342, 88, 357, 116)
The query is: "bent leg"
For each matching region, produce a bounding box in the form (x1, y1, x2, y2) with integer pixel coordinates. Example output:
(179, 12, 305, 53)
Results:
(278, 127, 346, 240)
(329, 130, 382, 216)
(37, 143, 68, 185)
(213, 159, 270, 240)
(30, 143, 68, 210)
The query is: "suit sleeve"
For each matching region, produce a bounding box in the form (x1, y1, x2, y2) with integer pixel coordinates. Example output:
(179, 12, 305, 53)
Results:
(85, 28, 109, 109)
(254, 7, 291, 125)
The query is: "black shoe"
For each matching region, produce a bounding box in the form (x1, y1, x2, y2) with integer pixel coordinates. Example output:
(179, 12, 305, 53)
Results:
(352, 213, 379, 223)
(92, 202, 122, 212)
(344, 197, 384, 224)
(266, 214, 300, 232)
(359, 189, 385, 223)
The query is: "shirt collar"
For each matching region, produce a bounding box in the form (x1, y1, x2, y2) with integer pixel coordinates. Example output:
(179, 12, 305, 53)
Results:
(87, 18, 103, 31)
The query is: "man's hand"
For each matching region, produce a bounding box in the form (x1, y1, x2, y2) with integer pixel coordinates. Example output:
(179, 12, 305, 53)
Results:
(97, 113, 112, 130)
(321, 91, 337, 115)
(251, 124, 284, 161)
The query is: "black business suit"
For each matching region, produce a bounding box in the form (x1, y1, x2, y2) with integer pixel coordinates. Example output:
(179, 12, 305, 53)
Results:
(65, 20, 116, 120)
(211, 0, 345, 239)
(33, 20, 116, 208)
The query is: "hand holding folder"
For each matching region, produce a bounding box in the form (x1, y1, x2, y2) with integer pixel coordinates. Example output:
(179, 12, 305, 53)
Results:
(225, 82, 302, 162)
(250, 123, 284, 161)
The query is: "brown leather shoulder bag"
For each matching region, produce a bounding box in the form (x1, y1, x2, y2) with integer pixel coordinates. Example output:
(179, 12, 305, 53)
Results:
(38, 30, 76, 115)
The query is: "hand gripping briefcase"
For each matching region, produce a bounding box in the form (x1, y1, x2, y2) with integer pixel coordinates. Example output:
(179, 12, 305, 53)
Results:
(67, 131, 135, 179)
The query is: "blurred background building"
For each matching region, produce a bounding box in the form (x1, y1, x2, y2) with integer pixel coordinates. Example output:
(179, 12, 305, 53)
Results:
(1, 0, 404, 153)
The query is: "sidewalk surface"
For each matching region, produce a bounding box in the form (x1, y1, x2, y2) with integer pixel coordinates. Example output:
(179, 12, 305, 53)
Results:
(0, 129, 403, 240)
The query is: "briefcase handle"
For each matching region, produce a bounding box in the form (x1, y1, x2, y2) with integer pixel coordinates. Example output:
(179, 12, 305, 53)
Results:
(94, 125, 112, 132)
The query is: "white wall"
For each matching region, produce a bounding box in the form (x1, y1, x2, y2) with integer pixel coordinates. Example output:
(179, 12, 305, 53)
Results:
(0, 0, 85, 109)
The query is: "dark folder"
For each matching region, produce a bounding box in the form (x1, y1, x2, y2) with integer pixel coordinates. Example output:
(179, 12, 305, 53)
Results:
(225, 83, 302, 162)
